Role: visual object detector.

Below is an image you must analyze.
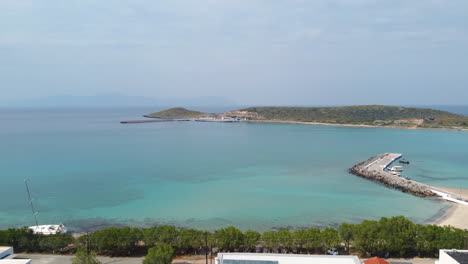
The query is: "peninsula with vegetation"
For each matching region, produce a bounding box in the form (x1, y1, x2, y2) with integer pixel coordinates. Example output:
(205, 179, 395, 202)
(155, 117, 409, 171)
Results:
(123, 105, 468, 130)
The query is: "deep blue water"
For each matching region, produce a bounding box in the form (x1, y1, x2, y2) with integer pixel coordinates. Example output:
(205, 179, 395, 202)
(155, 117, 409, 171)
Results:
(0, 107, 467, 232)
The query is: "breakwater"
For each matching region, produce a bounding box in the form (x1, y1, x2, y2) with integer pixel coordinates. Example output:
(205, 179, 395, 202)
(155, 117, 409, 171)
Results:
(120, 118, 241, 124)
(120, 119, 190, 124)
(348, 153, 436, 197)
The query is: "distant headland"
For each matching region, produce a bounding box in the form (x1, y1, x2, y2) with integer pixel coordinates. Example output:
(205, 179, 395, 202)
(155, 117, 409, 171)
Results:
(122, 105, 468, 130)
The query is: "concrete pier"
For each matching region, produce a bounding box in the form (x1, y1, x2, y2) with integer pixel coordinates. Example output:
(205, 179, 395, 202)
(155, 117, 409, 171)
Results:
(349, 153, 436, 197)
(120, 119, 190, 124)
(350, 153, 468, 205)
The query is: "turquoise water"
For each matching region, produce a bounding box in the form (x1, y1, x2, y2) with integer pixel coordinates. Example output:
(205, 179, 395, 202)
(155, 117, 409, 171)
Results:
(1, 108, 468, 232)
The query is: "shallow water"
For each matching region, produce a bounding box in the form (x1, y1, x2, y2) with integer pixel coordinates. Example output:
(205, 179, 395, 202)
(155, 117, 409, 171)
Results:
(1, 107, 467, 232)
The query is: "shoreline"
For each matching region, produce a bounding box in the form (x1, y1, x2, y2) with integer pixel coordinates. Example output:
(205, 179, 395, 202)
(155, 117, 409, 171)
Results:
(429, 186, 468, 230)
(247, 120, 468, 132)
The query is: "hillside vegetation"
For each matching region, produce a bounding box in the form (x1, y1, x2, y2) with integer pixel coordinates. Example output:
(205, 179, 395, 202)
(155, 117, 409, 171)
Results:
(230, 105, 468, 128)
(146, 107, 205, 118)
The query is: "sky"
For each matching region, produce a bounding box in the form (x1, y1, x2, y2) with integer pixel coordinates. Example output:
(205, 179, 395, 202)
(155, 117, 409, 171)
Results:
(1, 0, 468, 106)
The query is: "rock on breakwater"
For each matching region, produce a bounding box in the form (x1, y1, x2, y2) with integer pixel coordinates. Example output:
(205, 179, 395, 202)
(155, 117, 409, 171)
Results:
(348, 153, 436, 197)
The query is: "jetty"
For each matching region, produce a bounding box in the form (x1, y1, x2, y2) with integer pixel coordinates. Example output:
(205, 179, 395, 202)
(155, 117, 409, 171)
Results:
(120, 119, 190, 124)
(120, 118, 241, 124)
(349, 153, 468, 204)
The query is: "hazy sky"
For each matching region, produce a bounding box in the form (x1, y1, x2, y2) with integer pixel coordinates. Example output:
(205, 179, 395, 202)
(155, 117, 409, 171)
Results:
(1, 0, 468, 106)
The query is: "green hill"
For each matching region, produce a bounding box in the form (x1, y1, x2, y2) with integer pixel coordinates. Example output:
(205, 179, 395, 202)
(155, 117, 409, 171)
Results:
(229, 105, 468, 128)
(146, 107, 205, 118)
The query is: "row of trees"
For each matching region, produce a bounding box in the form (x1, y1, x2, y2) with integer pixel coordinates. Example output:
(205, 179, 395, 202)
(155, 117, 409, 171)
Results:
(0, 227, 72, 253)
(1, 216, 467, 258)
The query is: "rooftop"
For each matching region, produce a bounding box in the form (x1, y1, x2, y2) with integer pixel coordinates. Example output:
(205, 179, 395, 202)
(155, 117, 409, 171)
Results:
(0, 247, 13, 260)
(0, 247, 31, 264)
(216, 253, 361, 264)
(446, 250, 468, 264)
(0, 260, 31, 264)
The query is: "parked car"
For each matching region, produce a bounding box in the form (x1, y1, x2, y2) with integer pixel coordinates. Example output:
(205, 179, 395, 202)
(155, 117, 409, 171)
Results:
(327, 248, 339, 255)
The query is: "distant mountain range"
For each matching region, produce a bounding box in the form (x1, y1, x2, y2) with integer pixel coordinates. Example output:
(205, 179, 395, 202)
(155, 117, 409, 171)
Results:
(6, 95, 238, 108)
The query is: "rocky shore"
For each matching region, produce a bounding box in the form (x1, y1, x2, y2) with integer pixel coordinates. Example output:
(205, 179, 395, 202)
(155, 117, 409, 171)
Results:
(348, 153, 436, 197)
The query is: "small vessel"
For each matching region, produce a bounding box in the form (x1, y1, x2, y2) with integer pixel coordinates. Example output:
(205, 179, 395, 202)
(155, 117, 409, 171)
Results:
(25, 179, 67, 235)
(29, 224, 67, 235)
(389, 166, 404, 172)
(399, 159, 410, 164)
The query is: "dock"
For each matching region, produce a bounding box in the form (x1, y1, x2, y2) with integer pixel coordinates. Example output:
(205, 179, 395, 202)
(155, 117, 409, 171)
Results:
(349, 153, 468, 204)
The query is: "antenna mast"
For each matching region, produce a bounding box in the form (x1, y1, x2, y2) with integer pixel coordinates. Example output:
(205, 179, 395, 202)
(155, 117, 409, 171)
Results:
(24, 179, 39, 227)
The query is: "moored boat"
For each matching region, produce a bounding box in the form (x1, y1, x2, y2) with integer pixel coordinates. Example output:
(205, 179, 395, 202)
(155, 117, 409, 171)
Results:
(25, 179, 67, 235)
(29, 224, 67, 235)
(389, 166, 404, 172)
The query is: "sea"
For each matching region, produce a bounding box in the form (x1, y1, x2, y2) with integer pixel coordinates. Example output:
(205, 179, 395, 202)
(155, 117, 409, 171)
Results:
(0, 106, 467, 232)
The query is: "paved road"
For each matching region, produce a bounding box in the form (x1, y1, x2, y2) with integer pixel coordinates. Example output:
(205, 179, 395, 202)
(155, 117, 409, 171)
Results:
(15, 254, 211, 264)
(16, 254, 144, 264)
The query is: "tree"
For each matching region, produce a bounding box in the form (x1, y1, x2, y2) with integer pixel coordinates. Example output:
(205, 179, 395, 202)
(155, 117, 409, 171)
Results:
(277, 230, 293, 253)
(243, 230, 261, 252)
(303, 228, 321, 253)
(38, 234, 73, 253)
(142, 226, 179, 247)
(143, 244, 175, 264)
(377, 216, 416, 257)
(71, 249, 102, 264)
(90, 227, 142, 256)
(176, 228, 204, 254)
(1, 228, 38, 252)
(213, 226, 244, 251)
(353, 220, 380, 256)
(293, 230, 308, 254)
(320, 228, 341, 252)
(339, 223, 355, 254)
(261, 231, 278, 252)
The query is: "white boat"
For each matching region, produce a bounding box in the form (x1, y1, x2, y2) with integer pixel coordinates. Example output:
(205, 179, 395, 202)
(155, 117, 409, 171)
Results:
(25, 179, 67, 235)
(29, 224, 67, 235)
(389, 166, 404, 172)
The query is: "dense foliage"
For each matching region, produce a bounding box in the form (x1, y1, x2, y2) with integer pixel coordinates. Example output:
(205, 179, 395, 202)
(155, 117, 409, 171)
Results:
(239, 105, 468, 127)
(71, 249, 102, 264)
(143, 243, 175, 264)
(0, 227, 72, 253)
(146, 108, 205, 118)
(1, 217, 466, 258)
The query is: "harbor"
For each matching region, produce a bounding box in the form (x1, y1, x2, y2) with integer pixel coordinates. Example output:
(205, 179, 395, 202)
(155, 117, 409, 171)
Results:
(349, 153, 468, 204)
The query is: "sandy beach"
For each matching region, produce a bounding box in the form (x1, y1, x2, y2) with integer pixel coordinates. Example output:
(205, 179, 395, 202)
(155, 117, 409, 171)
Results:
(431, 186, 468, 230)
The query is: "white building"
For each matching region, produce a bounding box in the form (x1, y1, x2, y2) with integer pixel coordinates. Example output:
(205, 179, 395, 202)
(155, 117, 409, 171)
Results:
(0, 247, 31, 264)
(436, 249, 468, 264)
(216, 253, 361, 264)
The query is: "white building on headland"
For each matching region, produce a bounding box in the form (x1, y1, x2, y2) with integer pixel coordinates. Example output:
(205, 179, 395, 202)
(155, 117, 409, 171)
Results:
(0, 247, 31, 264)
(216, 253, 361, 264)
(436, 249, 468, 264)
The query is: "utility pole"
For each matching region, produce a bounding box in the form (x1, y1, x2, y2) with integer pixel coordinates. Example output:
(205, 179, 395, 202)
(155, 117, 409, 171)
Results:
(86, 232, 90, 253)
(205, 232, 208, 264)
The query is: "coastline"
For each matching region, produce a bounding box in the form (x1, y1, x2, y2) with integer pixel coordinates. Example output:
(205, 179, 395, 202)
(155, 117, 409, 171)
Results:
(429, 186, 468, 230)
(247, 120, 468, 131)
